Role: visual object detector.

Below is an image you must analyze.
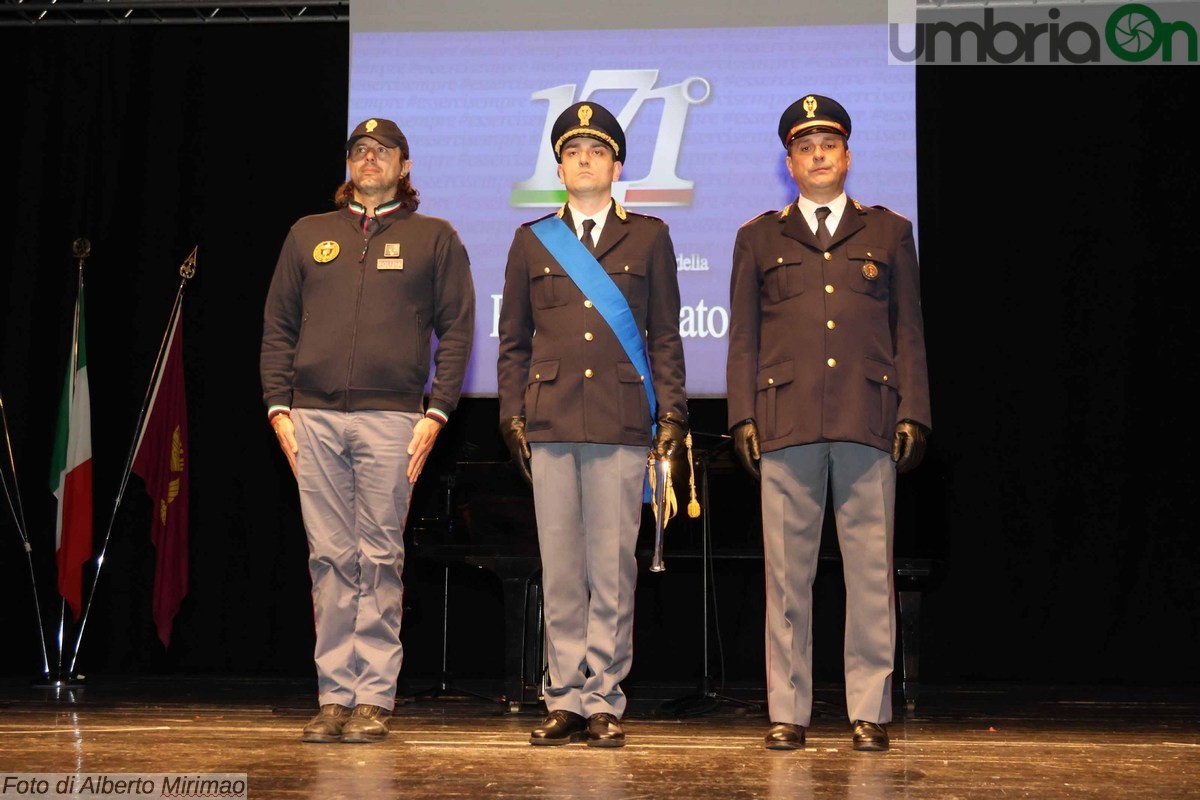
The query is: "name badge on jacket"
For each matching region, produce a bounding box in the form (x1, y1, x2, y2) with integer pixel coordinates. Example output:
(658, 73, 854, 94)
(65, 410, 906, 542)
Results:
(378, 242, 402, 270)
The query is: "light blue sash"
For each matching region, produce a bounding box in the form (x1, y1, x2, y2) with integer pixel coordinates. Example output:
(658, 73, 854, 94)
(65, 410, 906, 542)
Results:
(530, 215, 656, 500)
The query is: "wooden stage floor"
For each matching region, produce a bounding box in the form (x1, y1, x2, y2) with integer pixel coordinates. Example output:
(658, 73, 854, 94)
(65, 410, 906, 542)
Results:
(1, 677, 1197, 799)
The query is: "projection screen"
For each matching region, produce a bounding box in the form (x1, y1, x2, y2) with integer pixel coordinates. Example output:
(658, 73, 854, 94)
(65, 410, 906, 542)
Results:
(349, 1, 916, 397)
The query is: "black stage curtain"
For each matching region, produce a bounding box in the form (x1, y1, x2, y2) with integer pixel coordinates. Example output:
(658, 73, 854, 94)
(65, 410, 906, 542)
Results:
(1, 24, 1197, 686)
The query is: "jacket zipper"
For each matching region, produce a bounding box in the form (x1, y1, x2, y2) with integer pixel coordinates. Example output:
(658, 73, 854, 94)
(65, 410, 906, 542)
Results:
(344, 217, 372, 410)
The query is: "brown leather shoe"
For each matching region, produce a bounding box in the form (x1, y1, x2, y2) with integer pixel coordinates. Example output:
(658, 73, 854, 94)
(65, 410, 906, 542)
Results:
(586, 712, 625, 748)
(341, 704, 391, 743)
(852, 720, 889, 751)
(764, 722, 805, 750)
(530, 710, 588, 745)
(301, 704, 353, 743)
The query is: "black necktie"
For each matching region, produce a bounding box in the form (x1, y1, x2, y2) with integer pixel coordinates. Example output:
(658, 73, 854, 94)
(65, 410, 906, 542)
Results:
(580, 218, 597, 253)
(815, 206, 832, 250)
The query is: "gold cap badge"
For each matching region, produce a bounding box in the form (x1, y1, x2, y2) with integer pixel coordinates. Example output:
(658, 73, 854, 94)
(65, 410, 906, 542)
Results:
(578, 105, 593, 127)
(803, 96, 818, 118)
(314, 241, 340, 263)
(365, 119, 378, 133)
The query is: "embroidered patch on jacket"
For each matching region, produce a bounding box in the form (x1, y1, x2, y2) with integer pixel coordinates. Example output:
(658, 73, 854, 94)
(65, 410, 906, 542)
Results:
(313, 241, 340, 263)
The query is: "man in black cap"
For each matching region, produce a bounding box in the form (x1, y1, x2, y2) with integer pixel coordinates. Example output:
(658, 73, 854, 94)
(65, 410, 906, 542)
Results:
(726, 94, 930, 751)
(261, 117, 475, 743)
(497, 101, 688, 747)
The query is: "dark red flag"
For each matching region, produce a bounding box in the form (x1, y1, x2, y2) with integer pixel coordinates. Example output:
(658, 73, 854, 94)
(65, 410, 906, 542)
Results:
(131, 314, 189, 647)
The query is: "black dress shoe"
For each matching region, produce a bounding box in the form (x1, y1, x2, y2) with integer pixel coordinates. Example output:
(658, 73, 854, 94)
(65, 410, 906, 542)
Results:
(852, 720, 889, 751)
(586, 712, 625, 748)
(530, 710, 588, 746)
(764, 722, 805, 750)
(301, 704, 353, 743)
(341, 704, 392, 743)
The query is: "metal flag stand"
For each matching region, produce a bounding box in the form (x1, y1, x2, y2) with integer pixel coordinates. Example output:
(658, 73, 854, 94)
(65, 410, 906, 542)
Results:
(656, 432, 763, 718)
(60, 245, 197, 682)
(0, 389, 53, 683)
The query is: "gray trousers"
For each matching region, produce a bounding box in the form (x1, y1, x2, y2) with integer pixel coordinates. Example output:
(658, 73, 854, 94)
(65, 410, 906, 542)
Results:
(760, 441, 896, 727)
(530, 442, 646, 718)
(293, 408, 418, 711)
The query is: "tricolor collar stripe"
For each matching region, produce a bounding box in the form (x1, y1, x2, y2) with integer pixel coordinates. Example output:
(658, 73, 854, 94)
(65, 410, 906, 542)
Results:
(347, 199, 403, 218)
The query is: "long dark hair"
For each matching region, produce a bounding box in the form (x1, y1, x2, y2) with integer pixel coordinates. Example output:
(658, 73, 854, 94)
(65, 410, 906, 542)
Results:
(333, 173, 420, 211)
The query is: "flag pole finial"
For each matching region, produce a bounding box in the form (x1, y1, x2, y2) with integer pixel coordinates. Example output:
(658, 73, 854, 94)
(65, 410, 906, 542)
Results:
(179, 245, 197, 281)
(71, 238, 91, 267)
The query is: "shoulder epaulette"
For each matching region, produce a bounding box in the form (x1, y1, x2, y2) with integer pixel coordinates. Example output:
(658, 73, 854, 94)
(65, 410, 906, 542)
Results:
(520, 210, 561, 228)
(617, 200, 663, 224)
(739, 210, 778, 229)
(869, 202, 911, 222)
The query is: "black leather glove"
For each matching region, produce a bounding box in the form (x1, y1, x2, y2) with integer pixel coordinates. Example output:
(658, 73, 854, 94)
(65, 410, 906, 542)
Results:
(653, 413, 688, 459)
(891, 420, 927, 474)
(499, 415, 533, 488)
(731, 420, 761, 481)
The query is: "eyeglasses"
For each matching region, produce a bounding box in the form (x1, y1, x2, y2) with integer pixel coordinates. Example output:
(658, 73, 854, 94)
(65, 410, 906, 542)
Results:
(349, 143, 396, 162)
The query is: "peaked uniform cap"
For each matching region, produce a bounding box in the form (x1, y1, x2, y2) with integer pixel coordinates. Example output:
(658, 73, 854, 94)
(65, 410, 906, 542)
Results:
(778, 95, 852, 147)
(551, 101, 626, 164)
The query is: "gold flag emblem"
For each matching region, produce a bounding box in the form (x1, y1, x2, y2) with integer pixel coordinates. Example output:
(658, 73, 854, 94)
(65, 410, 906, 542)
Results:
(170, 426, 184, 472)
(158, 426, 184, 525)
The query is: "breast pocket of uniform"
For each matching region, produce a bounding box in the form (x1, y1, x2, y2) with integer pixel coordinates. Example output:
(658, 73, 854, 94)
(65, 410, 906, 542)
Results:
(606, 259, 647, 303)
(524, 359, 560, 432)
(846, 245, 890, 299)
(762, 253, 805, 304)
(530, 263, 570, 309)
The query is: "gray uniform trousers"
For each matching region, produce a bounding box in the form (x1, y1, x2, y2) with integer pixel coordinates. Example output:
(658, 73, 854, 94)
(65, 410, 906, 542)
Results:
(292, 408, 419, 711)
(760, 441, 896, 727)
(530, 441, 646, 719)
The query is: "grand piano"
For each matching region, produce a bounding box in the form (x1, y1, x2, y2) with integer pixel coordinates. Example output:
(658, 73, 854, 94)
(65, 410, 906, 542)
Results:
(405, 412, 939, 715)
(407, 458, 546, 713)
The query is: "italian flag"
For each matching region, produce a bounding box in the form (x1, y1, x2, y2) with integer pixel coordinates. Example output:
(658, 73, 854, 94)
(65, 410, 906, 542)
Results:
(50, 286, 93, 621)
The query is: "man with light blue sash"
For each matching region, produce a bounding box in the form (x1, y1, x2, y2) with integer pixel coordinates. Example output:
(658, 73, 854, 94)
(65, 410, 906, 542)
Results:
(497, 101, 688, 747)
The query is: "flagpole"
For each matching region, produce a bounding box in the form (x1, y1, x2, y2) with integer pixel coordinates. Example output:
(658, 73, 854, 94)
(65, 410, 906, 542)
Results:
(68, 245, 197, 675)
(44, 238, 92, 686)
(0, 390, 53, 677)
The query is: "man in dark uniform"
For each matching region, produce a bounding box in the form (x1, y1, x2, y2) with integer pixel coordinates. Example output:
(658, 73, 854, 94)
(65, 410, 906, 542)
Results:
(261, 118, 475, 743)
(726, 95, 930, 751)
(497, 101, 688, 747)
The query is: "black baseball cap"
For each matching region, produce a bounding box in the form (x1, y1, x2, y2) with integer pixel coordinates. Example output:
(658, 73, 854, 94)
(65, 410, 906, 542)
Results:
(346, 118, 410, 156)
